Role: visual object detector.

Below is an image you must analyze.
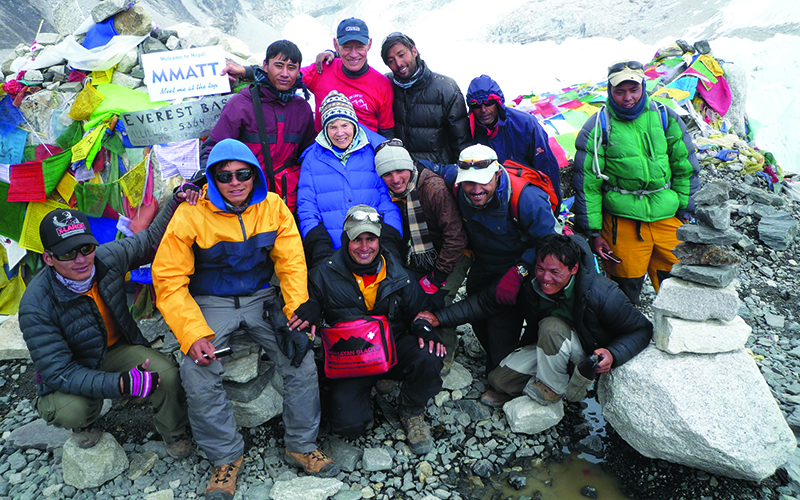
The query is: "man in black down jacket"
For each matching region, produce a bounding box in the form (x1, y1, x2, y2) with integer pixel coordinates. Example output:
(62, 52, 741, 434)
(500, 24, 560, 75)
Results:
(18, 191, 195, 454)
(381, 32, 472, 164)
(292, 205, 444, 455)
(418, 233, 652, 408)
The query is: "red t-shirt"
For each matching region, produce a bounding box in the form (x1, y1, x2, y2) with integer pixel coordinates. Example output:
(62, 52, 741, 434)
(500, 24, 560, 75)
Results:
(302, 59, 394, 133)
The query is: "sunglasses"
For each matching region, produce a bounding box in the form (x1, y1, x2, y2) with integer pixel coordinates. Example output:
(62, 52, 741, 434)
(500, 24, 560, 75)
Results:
(48, 243, 96, 262)
(608, 60, 644, 75)
(458, 159, 497, 170)
(345, 210, 382, 224)
(215, 169, 253, 184)
(374, 138, 404, 155)
(468, 99, 499, 110)
(382, 31, 415, 47)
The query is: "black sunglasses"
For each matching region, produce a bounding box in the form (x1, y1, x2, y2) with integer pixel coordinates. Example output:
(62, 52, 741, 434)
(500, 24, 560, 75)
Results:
(608, 60, 644, 75)
(215, 169, 253, 184)
(374, 138, 404, 155)
(468, 99, 499, 110)
(457, 159, 497, 170)
(48, 243, 96, 262)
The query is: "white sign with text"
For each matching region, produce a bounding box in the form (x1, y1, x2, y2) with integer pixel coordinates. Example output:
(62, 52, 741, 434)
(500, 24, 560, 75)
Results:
(141, 46, 230, 102)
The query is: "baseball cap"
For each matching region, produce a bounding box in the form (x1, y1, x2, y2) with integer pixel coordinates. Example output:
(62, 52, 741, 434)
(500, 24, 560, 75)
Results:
(607, 60, 645, 86)
(455, 144, 500, 185)
(343, 205, 382, 240)
(336, 18, 369, 45)
(39, 209, 99, 256)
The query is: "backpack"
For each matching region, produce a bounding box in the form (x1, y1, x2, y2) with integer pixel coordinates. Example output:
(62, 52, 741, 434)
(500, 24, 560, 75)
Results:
(598, 100, 669, 147)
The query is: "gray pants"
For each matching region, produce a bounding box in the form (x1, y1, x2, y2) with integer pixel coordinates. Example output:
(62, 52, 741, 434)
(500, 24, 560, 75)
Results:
(180, 287, 320, 466)
(488, 316, 587, 398)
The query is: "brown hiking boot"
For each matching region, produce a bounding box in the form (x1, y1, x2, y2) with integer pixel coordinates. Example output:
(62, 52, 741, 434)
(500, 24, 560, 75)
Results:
(400, 413, 433, 455)
(523, 380, 562, 405)
(71, 426, 102, 449)
(162, 433, 192, 459)
(204, 456, 243, 500)
(480, 388, 513, 408)
(285, 448, 340, 477)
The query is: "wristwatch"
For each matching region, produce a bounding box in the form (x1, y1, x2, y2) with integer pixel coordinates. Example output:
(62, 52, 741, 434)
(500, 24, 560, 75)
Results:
(516, 264, 529, 278)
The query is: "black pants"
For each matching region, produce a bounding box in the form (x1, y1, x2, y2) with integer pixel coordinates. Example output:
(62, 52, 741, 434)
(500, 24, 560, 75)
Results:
(467, 268, 527, 373)
(327, 334, 443, 438)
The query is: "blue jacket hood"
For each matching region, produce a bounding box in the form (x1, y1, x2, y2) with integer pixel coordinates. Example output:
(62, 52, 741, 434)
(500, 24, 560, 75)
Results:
(205, 138, 268, 211)
(466, 75, 506, 109)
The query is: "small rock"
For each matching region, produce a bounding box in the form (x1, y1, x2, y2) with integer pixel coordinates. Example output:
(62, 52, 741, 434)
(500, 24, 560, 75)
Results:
(581, 485, 598, 499)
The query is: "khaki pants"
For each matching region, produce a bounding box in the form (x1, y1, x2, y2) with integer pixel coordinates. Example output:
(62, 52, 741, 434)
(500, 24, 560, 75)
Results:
(35, 343, 188, 437)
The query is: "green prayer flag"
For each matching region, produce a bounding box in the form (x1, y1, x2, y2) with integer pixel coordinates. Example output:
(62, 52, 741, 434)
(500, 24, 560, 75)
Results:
(56, 121, 84, 151)
(42, 149, 74, 197)
(74, 181, 113, 217)
(0, 182, 26, 241)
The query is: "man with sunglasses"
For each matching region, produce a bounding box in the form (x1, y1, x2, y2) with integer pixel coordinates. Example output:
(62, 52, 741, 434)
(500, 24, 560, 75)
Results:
(153, 139, 339, 499)
(374, 140, 470, 374)
(572, 61, 698, 305)
(465, 75, 562, 207)
(19, 190, 198, 456)
(422, 144, 558, 374)
(379, 32, 471, 164)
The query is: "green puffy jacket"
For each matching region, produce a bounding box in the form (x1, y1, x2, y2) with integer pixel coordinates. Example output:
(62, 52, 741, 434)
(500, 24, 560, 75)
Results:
(572, 95, 697, 232)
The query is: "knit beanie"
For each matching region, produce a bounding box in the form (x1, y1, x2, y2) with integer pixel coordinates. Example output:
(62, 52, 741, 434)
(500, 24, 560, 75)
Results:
(375, 144, 414, 177)
(320, 90, 358, 132)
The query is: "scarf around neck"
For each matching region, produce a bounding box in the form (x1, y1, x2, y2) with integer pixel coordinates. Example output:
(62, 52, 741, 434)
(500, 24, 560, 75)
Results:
(391, 169, 436, 270)
(607, 82, 648, 121)
(252, 67, 310, 102)
(54, 265, 96, 294)
(393, 63, 423, 89)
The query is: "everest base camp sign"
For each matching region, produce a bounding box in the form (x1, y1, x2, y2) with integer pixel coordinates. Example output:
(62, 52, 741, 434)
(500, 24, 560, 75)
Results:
(121, 95, 230, 146)
(141, 46, 230, 102)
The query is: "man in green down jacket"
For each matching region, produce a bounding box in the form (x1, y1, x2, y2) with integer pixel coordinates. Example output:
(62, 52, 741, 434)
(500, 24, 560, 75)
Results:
(572, 60, 699, 305)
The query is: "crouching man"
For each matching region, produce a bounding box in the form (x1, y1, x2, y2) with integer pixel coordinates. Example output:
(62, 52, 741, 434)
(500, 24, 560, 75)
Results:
(19, 195, 196, 455)
(153, 139, 338, 500)
(290, 205, 444, 454)
(418, 233, 652, 407)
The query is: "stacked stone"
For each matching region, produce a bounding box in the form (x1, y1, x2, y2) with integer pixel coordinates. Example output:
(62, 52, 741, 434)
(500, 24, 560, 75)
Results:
(654, 180, 751, 354)
(597, 179, 797, 482)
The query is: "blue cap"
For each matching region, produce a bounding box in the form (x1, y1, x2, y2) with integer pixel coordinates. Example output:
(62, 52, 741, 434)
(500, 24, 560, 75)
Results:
(336, 18, 369, 45)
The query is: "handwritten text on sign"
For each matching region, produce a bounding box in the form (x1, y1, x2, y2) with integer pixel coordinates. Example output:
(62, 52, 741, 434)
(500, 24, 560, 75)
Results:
(141, 46, 230, 101)
(121, 94, 230, 146)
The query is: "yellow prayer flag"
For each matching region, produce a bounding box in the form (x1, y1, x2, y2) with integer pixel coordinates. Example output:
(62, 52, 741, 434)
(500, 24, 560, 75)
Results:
(92, 68, 114, 85)
(19, 199, 70, 253)
(56, 172, 78, 202)
(119, 156, 147, 208)
(653, 87, 691, 101)
(0, 273, 26, 315)
(576, 104, 601, 116)
(71, 125, 107, 164)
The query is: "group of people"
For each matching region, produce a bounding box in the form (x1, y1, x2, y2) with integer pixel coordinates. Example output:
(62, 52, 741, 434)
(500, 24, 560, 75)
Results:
(18, 16, 700, 500)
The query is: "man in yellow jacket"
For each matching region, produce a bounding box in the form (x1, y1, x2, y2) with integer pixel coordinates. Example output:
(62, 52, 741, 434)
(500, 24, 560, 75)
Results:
(153, 139, 338, 500)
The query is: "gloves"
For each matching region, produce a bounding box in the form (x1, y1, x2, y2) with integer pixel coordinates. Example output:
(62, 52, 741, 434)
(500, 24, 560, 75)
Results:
(413, 318, 441, 344)
(277, 329, 313, 368)
(419, 269, 447, 294)
(293, 299, 322, 326)
(121, 364, 159, 398)
(577, 354, 600, 380)
(495, 266, 525, 305)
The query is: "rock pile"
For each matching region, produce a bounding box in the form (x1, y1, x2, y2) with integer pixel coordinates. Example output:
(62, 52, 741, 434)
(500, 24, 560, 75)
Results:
(599, 180, 797, 482)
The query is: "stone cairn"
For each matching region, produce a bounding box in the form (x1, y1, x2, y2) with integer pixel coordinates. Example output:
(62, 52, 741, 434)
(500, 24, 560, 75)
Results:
(598, 179, 796, 482)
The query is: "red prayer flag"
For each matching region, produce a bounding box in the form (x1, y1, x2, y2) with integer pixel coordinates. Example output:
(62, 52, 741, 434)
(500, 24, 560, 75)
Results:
(7, 161, 45, 202)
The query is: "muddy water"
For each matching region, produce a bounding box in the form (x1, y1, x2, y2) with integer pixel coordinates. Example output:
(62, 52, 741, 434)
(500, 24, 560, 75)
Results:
(496, 398, 634, 500)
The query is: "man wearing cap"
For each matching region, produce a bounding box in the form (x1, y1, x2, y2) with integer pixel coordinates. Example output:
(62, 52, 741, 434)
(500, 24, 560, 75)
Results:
(466, 75, 562, 207)
(374, 141, 470, 373)
(380, 32, 471, 164)
(224, 19, 394, 137)
(199, 40, 315, 212)
(18, 190, 197, 456)
(153, 139, 338, 500)
(289, 204, 444, 455)
(572, 60, 698, 305)
(421, 144, 558, 373)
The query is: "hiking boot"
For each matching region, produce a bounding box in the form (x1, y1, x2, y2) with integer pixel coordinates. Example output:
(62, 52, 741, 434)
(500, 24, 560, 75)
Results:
(523, 380, 562, 406)
(400, 413, 433, 455)
(285, 448, 340, 477)
(204, 456, 243, 500)
(71, 426, 102, 449)
(480, 388, 513, 408)
(375, 379, 396, 395)
(162, 433, 192, 459)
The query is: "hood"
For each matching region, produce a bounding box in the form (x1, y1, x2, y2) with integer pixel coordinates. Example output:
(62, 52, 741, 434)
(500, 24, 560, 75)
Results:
(205, 138, 268, 211)
(466, 75, 507, 112)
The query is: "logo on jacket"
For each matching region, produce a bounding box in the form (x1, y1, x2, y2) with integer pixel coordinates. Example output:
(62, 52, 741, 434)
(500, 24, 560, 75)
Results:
(52, 211, 87, 238)
(349, 94, 369, 111)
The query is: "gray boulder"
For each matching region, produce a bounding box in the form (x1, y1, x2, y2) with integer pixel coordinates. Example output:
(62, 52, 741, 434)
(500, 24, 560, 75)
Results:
(669, 262, 738, 288)
(758, 211, 798, 251)
(503, 396, 564, 434)
(441, 361, 472, 391)
(268, 476, 343, 500)
(676, 224, 741, 245)
(5, 418, 70, 451)
(653, 313, 751, 354)
(652, 278, 740, 322)
(362, 447, 393, 471)
(721, 62, 747, 138)
(0, 315, 30, 360)
(695, 204, 731, 230)
(91, 0, 128, 23)
(62, 432, 129, 489)
(231, 369, 283, 428)
(113, 5, 153, 36)
(599, 346, 796, 481)
(53, 0, 85, 35)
